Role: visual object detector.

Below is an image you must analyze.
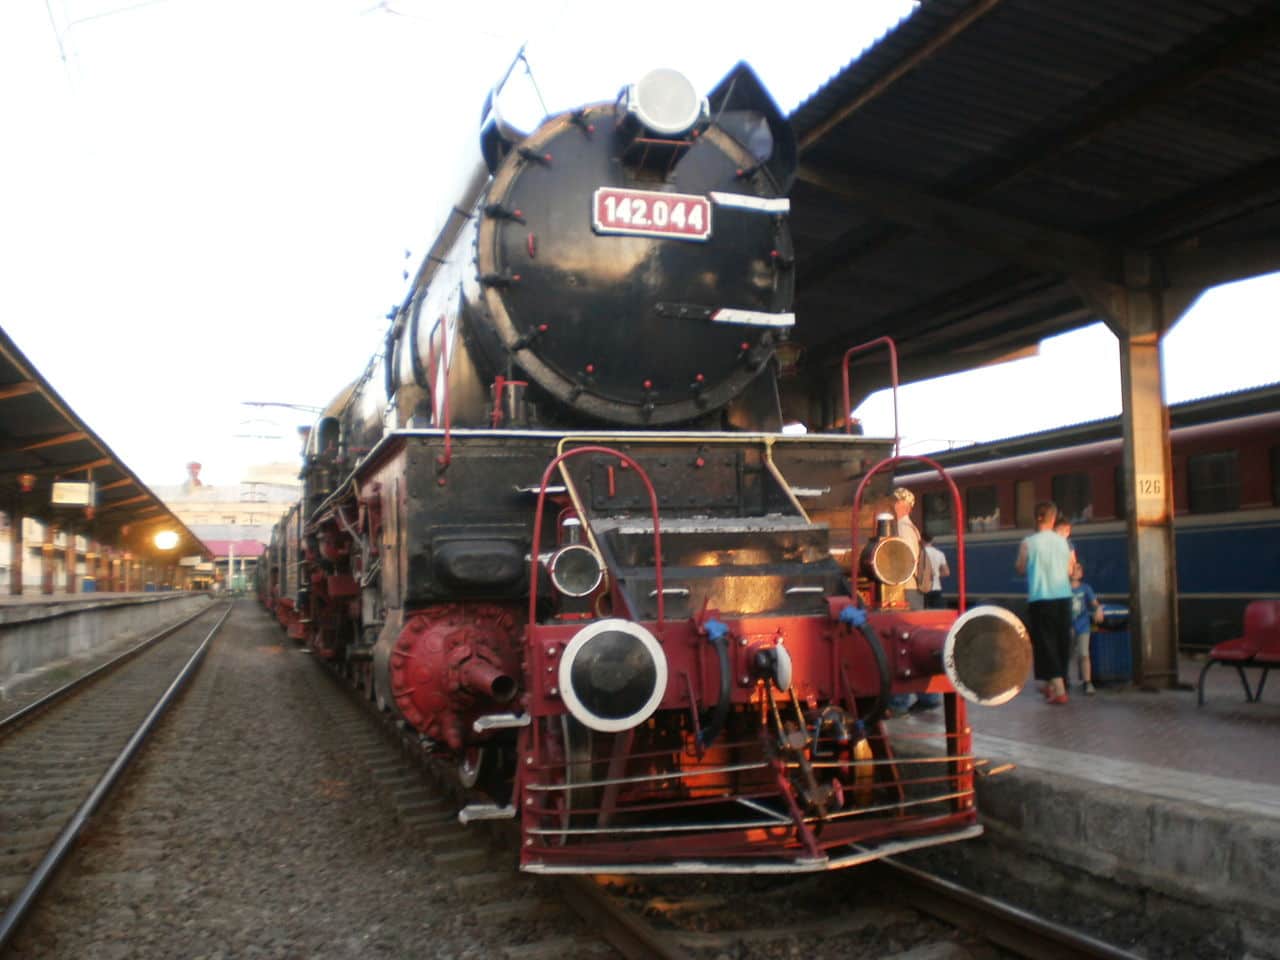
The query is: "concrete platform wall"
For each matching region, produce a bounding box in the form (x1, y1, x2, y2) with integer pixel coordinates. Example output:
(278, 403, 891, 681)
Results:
(0, 593, 215, 689)
(977, 768, 1280, 956)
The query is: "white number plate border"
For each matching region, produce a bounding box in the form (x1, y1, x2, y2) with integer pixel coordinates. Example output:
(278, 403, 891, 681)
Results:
(592, 187, 712, 242)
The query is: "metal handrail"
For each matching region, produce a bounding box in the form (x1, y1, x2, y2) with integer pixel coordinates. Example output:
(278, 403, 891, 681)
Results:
(841, 335, 900, 455)
(527, 444, 666, 634)
(850, 453, 968, 612)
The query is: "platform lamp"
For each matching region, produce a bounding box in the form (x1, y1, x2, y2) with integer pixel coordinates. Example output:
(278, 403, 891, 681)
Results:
(153, 528, 179, 591)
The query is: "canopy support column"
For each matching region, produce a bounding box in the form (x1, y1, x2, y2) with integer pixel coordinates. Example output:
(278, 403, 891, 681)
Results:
(1076, 268, 1202, 688)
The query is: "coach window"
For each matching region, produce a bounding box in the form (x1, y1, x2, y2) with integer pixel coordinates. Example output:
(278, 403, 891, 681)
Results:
(1187, 450, 1239, 514)
(1015, 480, 1035, 528)
(966, 485, 999, 532)
(1051, 472, 1092, 523)
(1271, 446, 1280, 505)
(1113, 466, 1127, 520)
(922, 492, 952, 537)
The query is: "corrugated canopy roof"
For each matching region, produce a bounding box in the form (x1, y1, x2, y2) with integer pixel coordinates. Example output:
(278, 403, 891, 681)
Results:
(787, 0, 1280, 404)
(0, 326, 208, 560)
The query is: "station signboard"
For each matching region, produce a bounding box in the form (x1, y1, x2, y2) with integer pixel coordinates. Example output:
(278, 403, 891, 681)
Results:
(51, 481, 95, 507)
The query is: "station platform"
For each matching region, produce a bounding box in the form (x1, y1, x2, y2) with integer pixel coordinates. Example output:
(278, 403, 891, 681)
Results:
(891, 652, 1280, 952)
(0, 591, 213, 695)
(897, 651, 1279, 807)
(0, 590, 188, 614)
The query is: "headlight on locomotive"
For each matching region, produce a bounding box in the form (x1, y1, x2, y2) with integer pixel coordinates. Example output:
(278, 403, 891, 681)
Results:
(623, 67, 708, 137)
(546, 544, 605, 598)
(558, 619, 668, 733)
(860, 537, 916, 585)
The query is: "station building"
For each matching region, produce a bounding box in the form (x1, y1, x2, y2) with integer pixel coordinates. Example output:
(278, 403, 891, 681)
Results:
(151, 461, 299, 591)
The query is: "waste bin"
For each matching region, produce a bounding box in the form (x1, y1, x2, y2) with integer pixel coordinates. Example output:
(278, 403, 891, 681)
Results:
(1090, 604, 1132, 685)
(81, 576, 96, 593)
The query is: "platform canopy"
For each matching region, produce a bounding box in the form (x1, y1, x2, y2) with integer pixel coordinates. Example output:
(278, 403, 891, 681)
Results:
(788, 0, 1280, 406)
(0, 326, 207, 561)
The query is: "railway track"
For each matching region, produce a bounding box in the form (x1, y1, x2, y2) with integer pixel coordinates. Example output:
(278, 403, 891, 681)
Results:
(562, 859, 1148, 960)
(872, 857, 1145, 960)
(306, 630, 1149, 960)
(304, 650, 626, 959)
(0, 603, 231, 951)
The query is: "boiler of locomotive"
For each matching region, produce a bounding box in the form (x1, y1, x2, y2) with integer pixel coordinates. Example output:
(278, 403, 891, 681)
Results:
(466, 63, 797, 427)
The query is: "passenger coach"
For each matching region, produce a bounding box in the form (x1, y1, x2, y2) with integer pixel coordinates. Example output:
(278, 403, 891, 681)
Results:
(900, 384, 1280, 650)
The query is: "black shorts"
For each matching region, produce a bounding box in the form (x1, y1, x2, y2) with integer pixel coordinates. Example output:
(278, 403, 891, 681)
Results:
(1027, 598, 1073, 681)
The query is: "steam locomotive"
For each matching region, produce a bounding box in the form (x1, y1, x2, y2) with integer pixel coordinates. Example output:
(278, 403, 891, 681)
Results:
(262, 61, 1030, 873)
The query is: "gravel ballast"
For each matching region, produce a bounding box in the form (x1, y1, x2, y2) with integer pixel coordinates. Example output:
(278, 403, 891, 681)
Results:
(6, 600, 608, 959)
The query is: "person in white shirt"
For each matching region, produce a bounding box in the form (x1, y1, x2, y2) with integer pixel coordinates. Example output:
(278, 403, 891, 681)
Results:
(922, 535, 950, 609)
(891, 487, 927, 610)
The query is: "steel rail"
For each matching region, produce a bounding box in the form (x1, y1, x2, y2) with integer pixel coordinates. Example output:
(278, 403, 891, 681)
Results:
(559, 876, 693, 960)
(0, 603, 233, 952)
(876, 857, 1145, 960)
(0, 602, 217, 736)
(303, 647, 680, 960)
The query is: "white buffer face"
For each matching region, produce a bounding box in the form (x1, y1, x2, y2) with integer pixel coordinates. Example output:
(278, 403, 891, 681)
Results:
(558, 619, 669, 733)
(943, 605, 1033, 706)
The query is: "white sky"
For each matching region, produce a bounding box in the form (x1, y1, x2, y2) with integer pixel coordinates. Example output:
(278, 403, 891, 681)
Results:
(2, 0, 1275, 486)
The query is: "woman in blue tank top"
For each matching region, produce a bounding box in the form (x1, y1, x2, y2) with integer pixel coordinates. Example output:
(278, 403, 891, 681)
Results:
(1016, 501, 1075, 703)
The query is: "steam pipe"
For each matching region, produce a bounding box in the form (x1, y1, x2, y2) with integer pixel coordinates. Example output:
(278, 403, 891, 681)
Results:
(459, 657, 517, 703)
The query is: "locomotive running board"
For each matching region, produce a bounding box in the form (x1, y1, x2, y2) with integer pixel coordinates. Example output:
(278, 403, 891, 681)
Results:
(521, 824, 983, 875)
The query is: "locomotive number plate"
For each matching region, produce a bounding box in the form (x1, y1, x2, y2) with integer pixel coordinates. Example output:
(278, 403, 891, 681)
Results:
(592, 187, 711, 241)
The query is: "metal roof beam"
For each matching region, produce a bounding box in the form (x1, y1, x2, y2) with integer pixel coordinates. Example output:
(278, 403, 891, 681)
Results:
(797, 224, 905, 288)
(1161, 234, 1280, 291)
(52, 456, 114, 477)
(797, 0, 1005, 153)
(96, 477, 137, 493)
(954, 8, 1280, 197)
(798, 162, 1115, 280)
(923, 298, 1093, 359)
(0, 457, 113, 479)
(99, 493, 149, 511)
(0, 431, 89, 455)
(1111, 156, 1280, 246)
(802, 265, 1042, 357)
(0, 382, 39, 402)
